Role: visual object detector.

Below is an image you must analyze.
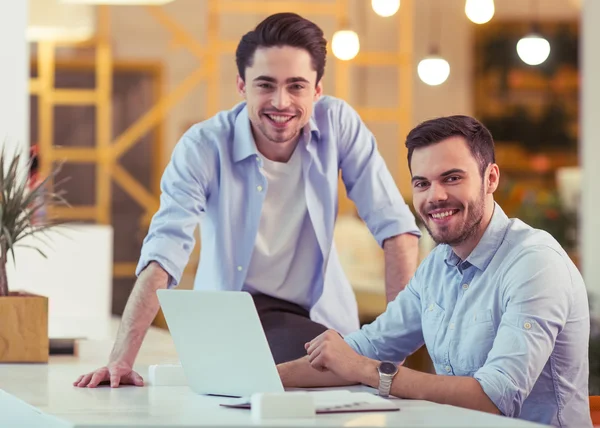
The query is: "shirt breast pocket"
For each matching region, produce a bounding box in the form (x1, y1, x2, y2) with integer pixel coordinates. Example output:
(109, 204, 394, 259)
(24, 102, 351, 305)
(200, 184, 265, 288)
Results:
(454, 308, 496, 372)
(422, 302, 445, 363)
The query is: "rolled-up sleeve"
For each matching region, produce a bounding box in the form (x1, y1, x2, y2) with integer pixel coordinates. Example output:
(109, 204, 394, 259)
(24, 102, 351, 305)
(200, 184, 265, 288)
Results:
(135, 128, 214, 287)
(336, 101, 420, 247)
(345, 275, 424, 361)
(474, 246, 572, 417)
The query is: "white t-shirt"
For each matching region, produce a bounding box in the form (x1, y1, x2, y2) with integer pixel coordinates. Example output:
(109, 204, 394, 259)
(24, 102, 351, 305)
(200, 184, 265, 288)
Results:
(243, 146, 321, 309)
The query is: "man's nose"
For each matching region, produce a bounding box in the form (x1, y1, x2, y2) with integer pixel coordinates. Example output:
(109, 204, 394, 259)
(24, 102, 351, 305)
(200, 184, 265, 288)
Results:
(428, 182, 448, 203)
(271, 89, 291, 110)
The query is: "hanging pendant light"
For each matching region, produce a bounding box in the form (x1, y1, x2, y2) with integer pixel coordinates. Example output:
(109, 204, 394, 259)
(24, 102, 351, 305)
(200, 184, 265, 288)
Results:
(418, 48, 450, 86)
(371, 0, 401, 17)
(332, 30, 360, 61)
(517, 31, 551, 65)
(418, 0, 450, 86)
(465, 0, 495, 24)
(517, 2, 551, 66)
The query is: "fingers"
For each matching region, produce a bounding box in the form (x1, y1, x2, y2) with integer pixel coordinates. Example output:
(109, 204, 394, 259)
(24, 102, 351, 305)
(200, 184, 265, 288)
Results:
(75, 373, 93, 388)
(73, 374, 84, 386)
(110, 373, 121, 388)
(130, 371, 144, 386)
(309, 352, 328, 372)
(87, 370, 108, 388)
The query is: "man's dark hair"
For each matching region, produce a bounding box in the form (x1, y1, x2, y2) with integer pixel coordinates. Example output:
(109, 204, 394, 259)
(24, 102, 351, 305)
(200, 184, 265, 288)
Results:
(405, 115, 496, 177)
(235, 12, 327, 84)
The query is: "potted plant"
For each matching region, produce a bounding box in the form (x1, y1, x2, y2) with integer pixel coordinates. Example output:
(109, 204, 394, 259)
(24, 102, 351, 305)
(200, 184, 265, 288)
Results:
(0, 145, 68, 363)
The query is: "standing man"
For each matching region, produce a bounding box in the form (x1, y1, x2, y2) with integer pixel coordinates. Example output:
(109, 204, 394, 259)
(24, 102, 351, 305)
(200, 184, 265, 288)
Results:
(279, 115, 591, 428)
(74, 12, 420, 388)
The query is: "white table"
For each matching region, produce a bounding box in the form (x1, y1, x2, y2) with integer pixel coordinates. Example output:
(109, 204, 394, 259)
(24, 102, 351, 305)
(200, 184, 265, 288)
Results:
(0, 319, 547, 427)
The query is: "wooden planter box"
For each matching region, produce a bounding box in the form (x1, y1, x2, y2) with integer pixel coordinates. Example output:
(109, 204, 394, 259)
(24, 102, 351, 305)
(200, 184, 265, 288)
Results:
(0, 292, 49, 363)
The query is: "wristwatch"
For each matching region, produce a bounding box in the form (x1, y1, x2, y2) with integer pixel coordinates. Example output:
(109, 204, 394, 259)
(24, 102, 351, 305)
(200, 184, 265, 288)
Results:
(377, 361, 398, 398)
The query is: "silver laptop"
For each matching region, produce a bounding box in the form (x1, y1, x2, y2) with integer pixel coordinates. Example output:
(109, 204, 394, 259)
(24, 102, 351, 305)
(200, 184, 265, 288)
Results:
(157, 289, 285, 397)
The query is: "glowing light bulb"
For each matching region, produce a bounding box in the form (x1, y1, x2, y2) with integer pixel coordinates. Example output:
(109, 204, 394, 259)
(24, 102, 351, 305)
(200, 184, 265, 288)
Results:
(371, 0, 400, 17)
(517, 33, 551, 65)
(465, 0, 495, 24)
(418, 55, 450, 86)
(332, 30, 360, 61)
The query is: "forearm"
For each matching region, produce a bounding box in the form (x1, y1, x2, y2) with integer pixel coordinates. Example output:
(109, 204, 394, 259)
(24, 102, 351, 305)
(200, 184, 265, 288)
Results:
(383, 234, 419, 302)
(358, 361, 500, 415)
(278, 356, 358, 388)
(109, 262, 169, 367)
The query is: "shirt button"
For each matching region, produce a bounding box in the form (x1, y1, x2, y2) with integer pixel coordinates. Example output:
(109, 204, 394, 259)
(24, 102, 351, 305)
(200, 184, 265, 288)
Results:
(428, 304, 434, 311)
(462, 284, 469, 290)
(256, 185, 263, 192)
(237, 266, 242, 271)
(255, 156, 260, 161)
(445, 366, 451, 373)
(524, 322, 532, 330)
(449, 323, 455, 330)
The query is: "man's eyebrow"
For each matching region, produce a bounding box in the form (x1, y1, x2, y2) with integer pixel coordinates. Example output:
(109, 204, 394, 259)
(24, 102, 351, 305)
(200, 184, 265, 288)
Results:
(411, 169, 467, 183)
(253, 75, 277, 83)
(440, 168, 467, 176)
(252, 76, 310, 84)
(411, 175, 428, 183)
(286, 77, 310, 84)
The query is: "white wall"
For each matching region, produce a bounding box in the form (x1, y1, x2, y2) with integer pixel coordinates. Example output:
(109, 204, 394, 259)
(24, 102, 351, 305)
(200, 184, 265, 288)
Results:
(581, 0, 600, 313)
(0, 0, 29, 159)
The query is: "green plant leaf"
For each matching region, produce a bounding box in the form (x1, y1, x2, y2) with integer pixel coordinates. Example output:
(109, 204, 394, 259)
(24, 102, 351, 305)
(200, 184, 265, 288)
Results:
(15, 243, 48, 259)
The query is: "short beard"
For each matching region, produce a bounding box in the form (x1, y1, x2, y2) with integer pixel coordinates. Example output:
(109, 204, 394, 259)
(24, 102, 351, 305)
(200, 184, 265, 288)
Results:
(422, 187, 486, 247)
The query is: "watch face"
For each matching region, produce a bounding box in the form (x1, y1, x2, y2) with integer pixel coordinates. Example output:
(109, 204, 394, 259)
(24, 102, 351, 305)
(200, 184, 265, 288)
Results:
(379, 361, 397, 375)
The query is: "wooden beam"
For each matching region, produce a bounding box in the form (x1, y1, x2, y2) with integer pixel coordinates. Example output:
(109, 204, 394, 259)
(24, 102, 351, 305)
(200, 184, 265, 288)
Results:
(50, 89, 98, 105)
(112, 66, 209, 159)
(113, 262, 138, 278)
(37, 41, 55, 181)
(48, 206, 97, 220)
(206, 0, 220, 117)
(145, 6, 205, 61)
(29, 79, 41, 95)
(51, 147, 97, 163)
(96, 5, 113, 225)
(111, 163, 159, 215)
(397, 0, 414, 197)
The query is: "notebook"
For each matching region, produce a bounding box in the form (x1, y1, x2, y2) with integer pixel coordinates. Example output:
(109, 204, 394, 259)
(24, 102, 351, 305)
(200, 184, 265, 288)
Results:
(220, 390, 400, 414)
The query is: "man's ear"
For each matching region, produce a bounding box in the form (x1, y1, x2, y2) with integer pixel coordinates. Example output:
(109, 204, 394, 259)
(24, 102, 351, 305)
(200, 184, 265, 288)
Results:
(486, 163, 500, 194)
(236, 75, 246, 98)
(314, 80, 323, 101)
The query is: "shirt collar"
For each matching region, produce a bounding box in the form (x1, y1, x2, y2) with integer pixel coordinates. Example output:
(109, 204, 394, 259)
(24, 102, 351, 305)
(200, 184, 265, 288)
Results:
(444, 202, 510, 272)
(232, 104, 321, 163)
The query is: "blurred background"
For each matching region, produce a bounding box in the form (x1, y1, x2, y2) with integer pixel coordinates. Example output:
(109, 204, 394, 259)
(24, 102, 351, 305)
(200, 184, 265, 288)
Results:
(2, 0, 599, 385)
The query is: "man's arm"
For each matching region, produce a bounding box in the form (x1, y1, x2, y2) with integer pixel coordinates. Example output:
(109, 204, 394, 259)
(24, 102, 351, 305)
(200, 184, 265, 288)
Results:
(108, 262, 169, 368)
(301, 246, 575, 418)
(383, 234, 419, 302)
(357, 361, 501, 414)
(74, 262, 169, 388)
(278, 356, 356, 388)
(74, 130, 212, 388)
(301, 331, 500, 414)
(335, 100, 421, 273)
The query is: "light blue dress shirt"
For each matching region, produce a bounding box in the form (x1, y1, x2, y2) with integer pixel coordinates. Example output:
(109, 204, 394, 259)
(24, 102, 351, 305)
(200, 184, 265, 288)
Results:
(135, 95, 421, 334)
(345, 203, 591, 427)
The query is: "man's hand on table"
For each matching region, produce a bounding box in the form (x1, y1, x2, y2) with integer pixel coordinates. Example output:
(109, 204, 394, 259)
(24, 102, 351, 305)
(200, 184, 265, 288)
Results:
(304, 329, 376, 384)
(73, 361, 144, 388)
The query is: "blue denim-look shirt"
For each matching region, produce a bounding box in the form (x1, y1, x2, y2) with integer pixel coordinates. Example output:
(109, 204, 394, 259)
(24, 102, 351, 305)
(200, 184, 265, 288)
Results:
(345, 203, 591, 427)
(135, 95, 421, 334)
